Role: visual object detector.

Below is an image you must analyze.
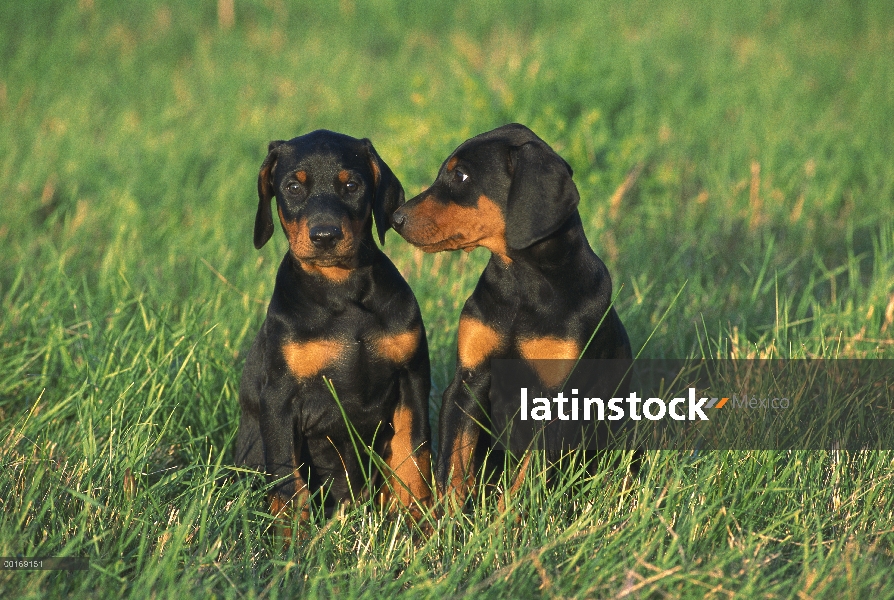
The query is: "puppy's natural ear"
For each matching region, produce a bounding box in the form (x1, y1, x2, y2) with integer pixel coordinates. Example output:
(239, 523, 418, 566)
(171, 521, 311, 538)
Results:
(363, 139, 405, 245)
(505, 141, 580, 250)
(255, 140, 286, 249)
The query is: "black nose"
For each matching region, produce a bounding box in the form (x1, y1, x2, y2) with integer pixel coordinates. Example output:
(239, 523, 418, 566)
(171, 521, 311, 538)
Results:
(309, 225, 343, 250)
(391, 211, 407, 231)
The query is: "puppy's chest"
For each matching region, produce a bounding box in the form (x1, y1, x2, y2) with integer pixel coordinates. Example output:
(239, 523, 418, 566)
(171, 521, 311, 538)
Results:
(469, 270, 598, 379)
(481, 270, 585, 337)
(279, 305, 418, 386)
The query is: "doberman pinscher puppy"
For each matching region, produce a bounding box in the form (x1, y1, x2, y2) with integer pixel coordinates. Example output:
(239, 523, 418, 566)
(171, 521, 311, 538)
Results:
(236, 130, 432, 536)
(391, 123, 632, 509)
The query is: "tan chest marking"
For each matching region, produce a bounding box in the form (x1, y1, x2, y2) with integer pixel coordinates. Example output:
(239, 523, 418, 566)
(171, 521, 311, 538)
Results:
(457, 316, 502, 369)
(282, 339, 344, 380)
(518, 336, 580, 388)
(375, 327, 420, 365)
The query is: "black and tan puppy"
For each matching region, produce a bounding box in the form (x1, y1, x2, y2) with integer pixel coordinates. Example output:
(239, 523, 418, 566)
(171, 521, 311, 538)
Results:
(236, 130, 432, 536)
(391, 123, 632, 508)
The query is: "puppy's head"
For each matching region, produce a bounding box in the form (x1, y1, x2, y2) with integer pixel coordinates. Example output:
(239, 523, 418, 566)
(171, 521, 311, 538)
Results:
(254, 130, 404, 272)
(391, 123, 579, 258)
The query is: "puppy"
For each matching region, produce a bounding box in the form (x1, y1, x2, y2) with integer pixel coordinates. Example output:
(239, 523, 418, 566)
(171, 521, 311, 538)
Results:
(391, 123, 632, 508)
(236, 130, 432, 536)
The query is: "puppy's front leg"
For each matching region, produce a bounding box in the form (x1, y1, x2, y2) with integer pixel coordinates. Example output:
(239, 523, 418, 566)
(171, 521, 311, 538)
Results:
(258, 373, 309, 541)
(436, 366, 491, 514)
(378, 327, 433, 522)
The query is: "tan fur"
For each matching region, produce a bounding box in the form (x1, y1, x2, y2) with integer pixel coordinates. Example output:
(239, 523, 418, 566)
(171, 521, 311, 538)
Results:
(457, 316, 502, 369)
(300, 264, 353, 282)
(277, 207, 360, 280)
(269, 454, 310, 543)
(375, 328, 420, 365)
(369, 158, 380, 186)
(282, 339, 343, 380)
(400, 195, 509, 260)
(380, 405, 432, 520)
(518, 337, 580, 387)
(444, 429, 479, 511)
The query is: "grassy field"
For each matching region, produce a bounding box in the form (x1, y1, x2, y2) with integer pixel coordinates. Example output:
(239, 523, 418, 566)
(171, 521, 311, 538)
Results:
(2, 0, 894, 596)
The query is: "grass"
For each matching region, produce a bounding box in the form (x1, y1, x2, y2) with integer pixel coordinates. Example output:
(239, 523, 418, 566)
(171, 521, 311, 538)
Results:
(1, 0, 893, 596)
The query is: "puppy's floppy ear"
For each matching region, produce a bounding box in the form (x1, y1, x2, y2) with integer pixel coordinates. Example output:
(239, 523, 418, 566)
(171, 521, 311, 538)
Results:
(363, 139, 405, 245)
(505, 141, 580, 250)
(254, 140, 285, 249)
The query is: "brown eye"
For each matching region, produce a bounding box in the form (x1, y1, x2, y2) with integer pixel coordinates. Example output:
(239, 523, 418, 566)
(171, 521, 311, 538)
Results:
(345, 181, 358, 191)
(287, 182, 302, 193)
(454, 169, 469, 183)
